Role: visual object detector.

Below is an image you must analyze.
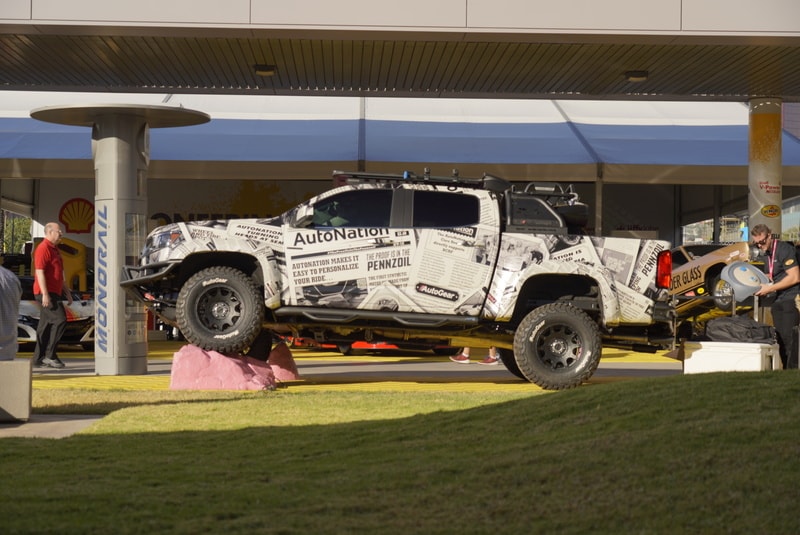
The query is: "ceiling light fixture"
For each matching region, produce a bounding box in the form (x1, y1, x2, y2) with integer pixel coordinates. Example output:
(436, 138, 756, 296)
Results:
(253, 64, 277, 77)
(625, 70, 649, 83)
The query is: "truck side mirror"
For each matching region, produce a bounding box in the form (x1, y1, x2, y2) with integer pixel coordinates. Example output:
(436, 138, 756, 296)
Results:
(293, 204, 314, 228)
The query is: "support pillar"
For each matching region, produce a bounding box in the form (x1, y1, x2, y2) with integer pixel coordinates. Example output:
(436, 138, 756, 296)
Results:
(31, 105, 209, 375)
(748, 98, 783, 237)
(594, 166, 603, 236)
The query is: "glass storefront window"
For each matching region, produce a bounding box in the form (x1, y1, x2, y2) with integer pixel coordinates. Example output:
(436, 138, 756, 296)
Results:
(681, 195, 800, 244)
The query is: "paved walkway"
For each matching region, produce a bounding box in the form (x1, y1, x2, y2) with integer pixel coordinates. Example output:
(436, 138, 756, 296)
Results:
(0, 341, 682, 439)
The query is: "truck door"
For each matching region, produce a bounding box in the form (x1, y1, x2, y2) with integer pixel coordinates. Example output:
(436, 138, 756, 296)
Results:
(283, 187, 397, 309)
(393, 187, 499, 315)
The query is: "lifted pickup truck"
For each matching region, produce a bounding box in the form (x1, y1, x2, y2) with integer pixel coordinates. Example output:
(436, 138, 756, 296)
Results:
(122, 170, 675, 389)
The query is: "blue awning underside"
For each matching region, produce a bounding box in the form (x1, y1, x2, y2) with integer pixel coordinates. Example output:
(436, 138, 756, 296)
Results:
(2, 95, 800, 183)
(4, 118, 800, 166)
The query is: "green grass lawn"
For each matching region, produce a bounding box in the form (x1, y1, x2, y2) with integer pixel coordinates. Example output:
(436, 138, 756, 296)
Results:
(2, 372, 799, 534)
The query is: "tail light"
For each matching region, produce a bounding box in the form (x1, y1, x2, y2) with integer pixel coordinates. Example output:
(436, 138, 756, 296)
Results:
(656, 249, 672, 289)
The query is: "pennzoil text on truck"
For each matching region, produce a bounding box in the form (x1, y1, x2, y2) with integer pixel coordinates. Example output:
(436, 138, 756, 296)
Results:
(121, 170, 675, 390)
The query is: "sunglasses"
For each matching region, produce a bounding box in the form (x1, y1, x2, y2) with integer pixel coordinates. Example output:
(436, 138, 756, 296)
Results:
(752, 237, 769, 247)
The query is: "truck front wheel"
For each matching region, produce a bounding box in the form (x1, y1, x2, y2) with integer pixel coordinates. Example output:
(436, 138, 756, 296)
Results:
(513, 303, 602, 390)
(176, 266, 264, 354)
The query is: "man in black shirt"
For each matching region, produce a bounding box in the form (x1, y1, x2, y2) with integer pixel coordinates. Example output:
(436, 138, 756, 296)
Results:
(752, 224, 800, 369)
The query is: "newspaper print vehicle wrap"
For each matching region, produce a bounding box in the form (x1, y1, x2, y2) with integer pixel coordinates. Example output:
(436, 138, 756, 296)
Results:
(139, 183, 501, 318)
(123, 171, 674, 390)
(486, 235, 669, 325)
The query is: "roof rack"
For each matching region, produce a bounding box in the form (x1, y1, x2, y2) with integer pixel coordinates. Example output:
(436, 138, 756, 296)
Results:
(331, 169, 581, 203)
(520, 182, 580, 205)
(332, 168, 512, 193)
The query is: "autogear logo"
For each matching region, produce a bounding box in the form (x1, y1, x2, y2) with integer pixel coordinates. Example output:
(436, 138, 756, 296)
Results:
(761, 205, 780, 218)
(415, 282, 459, 302)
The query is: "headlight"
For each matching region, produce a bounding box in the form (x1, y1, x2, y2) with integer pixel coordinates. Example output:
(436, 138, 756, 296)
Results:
(141, 226, 185, 262)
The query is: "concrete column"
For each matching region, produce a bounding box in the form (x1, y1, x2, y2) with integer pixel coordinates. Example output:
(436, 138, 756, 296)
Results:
(30, 105, 209, 375)
(594, 175, 603, 236)
(91, 115, 150, 374)
(748, 98, 783, 237)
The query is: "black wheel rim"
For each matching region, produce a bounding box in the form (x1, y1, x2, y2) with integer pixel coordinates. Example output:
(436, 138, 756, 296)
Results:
(532, 323, 583, 370)
(196, 285, 242, 332)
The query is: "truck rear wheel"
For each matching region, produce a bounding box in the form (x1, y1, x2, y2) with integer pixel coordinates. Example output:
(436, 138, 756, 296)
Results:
(513, 303, 601, 390)
(176, 266, 264, 354)
(499, 350, 526, 380)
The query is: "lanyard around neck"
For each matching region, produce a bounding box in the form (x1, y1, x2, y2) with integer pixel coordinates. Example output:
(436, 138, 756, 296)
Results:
(769, 239, 777, 282)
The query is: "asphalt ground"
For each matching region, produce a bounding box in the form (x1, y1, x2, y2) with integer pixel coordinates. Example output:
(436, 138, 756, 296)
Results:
(0, 341, 683, 439)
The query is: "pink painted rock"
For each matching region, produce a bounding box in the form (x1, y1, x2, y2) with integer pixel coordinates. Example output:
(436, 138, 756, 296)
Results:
(170, 344, 277, 391)
(268, 342, 301, 382)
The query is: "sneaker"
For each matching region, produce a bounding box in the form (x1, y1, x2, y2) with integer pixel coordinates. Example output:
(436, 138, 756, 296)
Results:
(449, 353, 470, 364)
(41, 357, 66, 369)
(478, 356, 500, 366)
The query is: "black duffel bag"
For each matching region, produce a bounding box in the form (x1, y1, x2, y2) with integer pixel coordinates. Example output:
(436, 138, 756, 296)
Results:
(705, 316, 776, 344)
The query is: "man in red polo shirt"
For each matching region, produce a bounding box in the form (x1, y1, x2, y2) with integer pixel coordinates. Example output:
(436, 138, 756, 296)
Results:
(32, 221, 73, 369)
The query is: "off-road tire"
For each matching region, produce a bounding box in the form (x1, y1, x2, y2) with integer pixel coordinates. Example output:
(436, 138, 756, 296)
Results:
(499, 349, 526, 380)
(176, 266, 264, 354)
(513, 303, 602, 390)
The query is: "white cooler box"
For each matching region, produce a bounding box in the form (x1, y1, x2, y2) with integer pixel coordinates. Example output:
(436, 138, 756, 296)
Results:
(682, 341, 781, 374)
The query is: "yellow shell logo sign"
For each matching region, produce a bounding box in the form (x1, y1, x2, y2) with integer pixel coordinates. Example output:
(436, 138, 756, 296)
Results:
(59, 198, 95, 233)
(761, 205, 780, 218)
